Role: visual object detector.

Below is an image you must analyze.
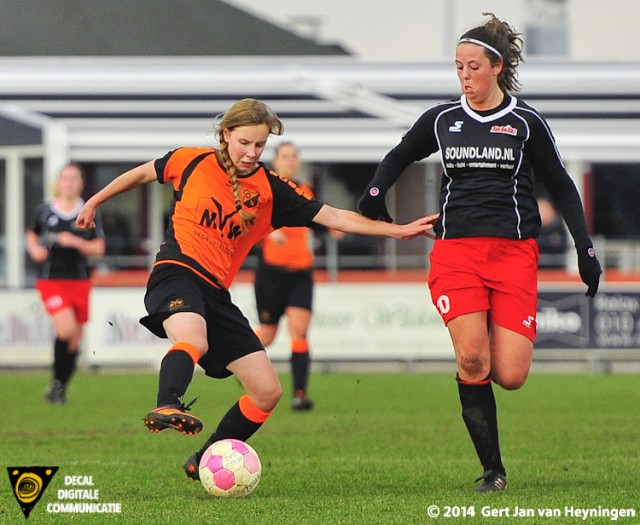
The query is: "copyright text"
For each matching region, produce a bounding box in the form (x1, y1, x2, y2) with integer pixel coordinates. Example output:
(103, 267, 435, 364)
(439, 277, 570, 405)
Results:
(426, 505, 636, 521)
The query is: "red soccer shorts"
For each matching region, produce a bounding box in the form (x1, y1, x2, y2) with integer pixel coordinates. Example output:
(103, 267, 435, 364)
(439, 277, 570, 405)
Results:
(428, 237, 539, 341)
(36, 279, 92, 324)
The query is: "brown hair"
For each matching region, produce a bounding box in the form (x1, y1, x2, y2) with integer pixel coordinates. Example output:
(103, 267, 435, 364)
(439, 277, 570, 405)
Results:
(214, 98, 284, 233)
(459, 12, 524, 93)
(274, 141, 298, 156)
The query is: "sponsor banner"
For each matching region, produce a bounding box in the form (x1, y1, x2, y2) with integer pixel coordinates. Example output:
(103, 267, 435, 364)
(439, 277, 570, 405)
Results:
(0, 285, 451, 366)
(230, 282, 452, 361)
(0, 293, 54, 366)
(1, 285, 638, 367)
(537, 288, 640, 349)
(536, 292, 591, 348)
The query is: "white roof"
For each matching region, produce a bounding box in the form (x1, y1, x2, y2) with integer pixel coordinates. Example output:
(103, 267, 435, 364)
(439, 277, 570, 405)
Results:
(1, 56, 639, 163)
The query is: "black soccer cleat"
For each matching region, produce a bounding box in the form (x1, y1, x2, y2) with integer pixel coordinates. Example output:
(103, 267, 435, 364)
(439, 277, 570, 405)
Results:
(474, 470, 507, 492)
(292, 390, 314, 411)
(144, 397, 203, 435)
(45, 380, 67, 405)
(183, 452, 201, 481)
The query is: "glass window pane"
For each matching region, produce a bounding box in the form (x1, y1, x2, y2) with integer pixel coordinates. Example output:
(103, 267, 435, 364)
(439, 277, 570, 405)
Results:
(85, 163, 150, 270)
(23, 158, 44, 286)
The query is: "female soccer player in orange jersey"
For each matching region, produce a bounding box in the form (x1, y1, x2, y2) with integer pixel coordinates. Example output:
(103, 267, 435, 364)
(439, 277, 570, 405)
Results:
(77, 98, 438, 481)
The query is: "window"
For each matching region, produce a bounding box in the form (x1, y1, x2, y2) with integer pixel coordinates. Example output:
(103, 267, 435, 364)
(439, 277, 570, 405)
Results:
(84, 163, 152, 270)
(23, 158, 44, 286)
(591, 164, 640, 239)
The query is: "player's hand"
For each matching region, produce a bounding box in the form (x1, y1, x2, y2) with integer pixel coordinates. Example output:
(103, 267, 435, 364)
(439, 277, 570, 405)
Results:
(30, 244, 49, 263)
(329, 228, 345, 241)
(358, 186, 393, 222)
(577, 246, 602, 297)
(57, 231, 81, 249)
(396, 213, 440, 240)
(76, 204, 97, 229)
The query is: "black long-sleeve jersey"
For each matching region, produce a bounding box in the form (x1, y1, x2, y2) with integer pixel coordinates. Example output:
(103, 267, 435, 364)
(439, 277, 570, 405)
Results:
(29, 200, 104, 280)
(373, 94, 591, 248)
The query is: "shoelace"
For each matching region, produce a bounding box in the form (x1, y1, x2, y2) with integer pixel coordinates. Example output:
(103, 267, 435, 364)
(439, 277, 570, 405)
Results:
(474, 470, 497, 484)
(177, 396, 200, 412)
(474, 470, 506, 490)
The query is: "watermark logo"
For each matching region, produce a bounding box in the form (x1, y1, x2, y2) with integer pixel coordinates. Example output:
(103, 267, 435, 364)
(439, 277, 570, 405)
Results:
(7, 466, 58, 519)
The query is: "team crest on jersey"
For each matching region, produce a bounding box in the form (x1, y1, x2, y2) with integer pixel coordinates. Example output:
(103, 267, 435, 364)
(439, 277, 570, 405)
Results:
(490, 124, 518, 136)
(242, 190, 260, 208)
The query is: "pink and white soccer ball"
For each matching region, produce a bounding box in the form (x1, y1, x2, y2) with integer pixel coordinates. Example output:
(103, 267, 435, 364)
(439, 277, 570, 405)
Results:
(199, 439, 262, 498)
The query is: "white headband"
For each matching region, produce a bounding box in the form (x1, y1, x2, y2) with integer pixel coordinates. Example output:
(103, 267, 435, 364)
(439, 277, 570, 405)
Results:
(457, 38, 503, 59)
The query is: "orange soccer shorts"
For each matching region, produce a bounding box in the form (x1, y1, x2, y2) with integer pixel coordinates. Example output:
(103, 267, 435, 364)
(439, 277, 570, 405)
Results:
(428, 237, 539, 341)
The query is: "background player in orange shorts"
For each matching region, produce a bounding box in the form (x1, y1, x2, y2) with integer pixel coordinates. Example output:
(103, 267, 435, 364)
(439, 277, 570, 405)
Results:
(358, 14, 602, 492)
(26, 163, 106, 404)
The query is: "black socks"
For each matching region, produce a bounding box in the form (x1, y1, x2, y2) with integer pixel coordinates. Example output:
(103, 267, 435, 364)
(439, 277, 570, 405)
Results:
(457, 375, 505, 475)
(291, 351, 310, 394)
(157, 349, 196, 407)
(197, 401, 263, 458)
(53, 338, 78, 386)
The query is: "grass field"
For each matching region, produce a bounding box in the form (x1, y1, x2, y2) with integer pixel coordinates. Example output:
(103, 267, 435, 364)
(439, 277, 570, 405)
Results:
(1, 370, 639, 524)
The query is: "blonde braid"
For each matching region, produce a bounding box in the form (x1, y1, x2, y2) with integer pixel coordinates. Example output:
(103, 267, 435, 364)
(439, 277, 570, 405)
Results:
(217, 141, 256, 233)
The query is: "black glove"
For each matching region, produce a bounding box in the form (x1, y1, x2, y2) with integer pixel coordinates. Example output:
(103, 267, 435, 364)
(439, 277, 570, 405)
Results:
(577, 246, 602, 297)
(357, 186, 393, 222)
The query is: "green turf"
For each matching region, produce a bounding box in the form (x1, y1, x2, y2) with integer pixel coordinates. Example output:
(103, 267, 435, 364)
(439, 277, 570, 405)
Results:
(1, 370, 638, 524)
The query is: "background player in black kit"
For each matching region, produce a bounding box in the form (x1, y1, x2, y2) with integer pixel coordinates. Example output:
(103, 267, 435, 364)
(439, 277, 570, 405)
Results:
(26, 163, 105, 404)
(358, 13, 602, 492)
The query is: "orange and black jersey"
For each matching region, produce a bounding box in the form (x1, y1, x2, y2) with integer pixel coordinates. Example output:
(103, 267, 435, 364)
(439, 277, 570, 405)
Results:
(153, 147, 323, 289)
(260, 182, 315, 271)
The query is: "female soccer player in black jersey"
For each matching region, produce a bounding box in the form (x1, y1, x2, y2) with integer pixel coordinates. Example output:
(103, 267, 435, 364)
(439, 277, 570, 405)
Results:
(358, 13, 602, 492)
(26, 163, 106, 404)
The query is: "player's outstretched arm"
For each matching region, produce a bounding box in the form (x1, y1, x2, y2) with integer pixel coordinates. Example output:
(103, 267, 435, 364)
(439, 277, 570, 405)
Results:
(312, 205, 438, 240)
(76, 161, 157, 229)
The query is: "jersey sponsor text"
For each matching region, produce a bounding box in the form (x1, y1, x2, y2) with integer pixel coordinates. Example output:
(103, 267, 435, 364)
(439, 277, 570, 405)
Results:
(444, 146, 515, 161)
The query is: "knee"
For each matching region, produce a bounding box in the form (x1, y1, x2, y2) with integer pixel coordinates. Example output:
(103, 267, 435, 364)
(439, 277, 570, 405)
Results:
(252, 380, 283, 412)
(493, 370, 529, 390)
(458, 353, 491, 381)
(190, 338, 209, 357)
(256, 327, 276, 347)
(259, 333, 275, 347)
(55, 326, 76, 342)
